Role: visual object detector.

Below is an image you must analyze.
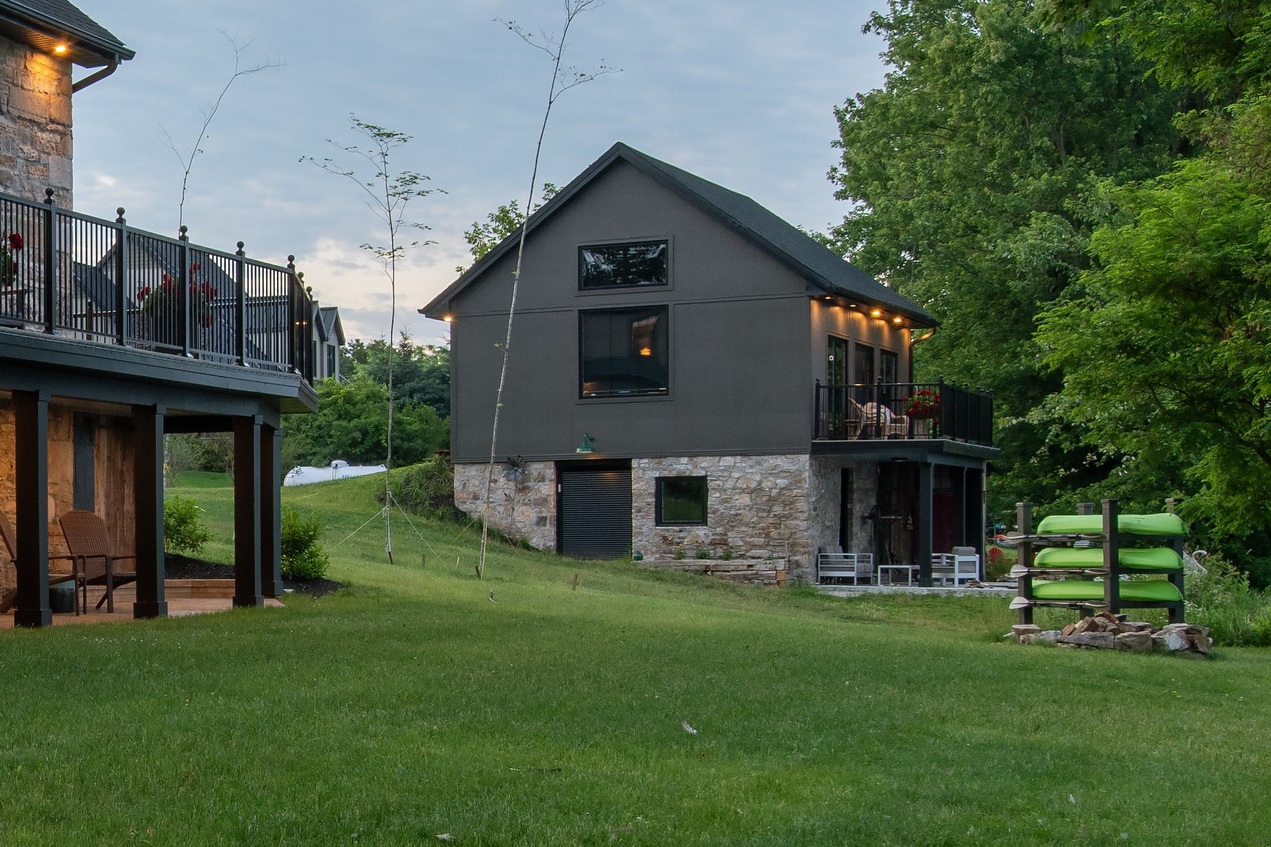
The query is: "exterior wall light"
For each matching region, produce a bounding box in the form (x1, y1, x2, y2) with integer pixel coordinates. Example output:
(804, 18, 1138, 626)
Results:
(443, 314, 454, 323)
(576, 433, 596, 454)
(53, 44, 68, 55)
(638, 346, 652, 357)
(892, 315, 904, 325)
(870, 307, 883, 318)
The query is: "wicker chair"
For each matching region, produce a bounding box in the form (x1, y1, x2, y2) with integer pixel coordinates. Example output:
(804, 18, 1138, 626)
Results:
(58, 510, 137, 614)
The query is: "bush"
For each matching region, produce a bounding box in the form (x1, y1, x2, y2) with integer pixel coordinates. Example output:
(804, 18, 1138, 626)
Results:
(281, 506, 330, 580)
(1185, 555, 1271, 647)
(164, 495, 211, 556)
(384, 455, 458, 520)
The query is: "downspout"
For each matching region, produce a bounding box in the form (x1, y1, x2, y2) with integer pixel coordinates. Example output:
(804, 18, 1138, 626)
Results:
(72, 57, 119, 93)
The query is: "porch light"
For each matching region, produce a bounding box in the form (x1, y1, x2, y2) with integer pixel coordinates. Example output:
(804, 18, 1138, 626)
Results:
(53, 44, 68, 55)
(892, 315, 904, 325)
(870, 307, 883, 318)
(575, 433, 596, 454)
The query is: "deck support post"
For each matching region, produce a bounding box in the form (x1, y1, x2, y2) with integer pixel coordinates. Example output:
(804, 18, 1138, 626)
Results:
(132, 404, 168, 618)
(915, 462, 934, 586)
(12, 390, 51, 627)
(260, 424, 284, 598)
(232, 415, 263, 607)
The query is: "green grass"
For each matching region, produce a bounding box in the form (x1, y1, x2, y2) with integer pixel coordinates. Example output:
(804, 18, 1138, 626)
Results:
(3, 474, 1271, 844)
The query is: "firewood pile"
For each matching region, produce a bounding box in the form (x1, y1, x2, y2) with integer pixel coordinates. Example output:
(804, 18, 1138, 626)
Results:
(1007, 611, 1212, 656)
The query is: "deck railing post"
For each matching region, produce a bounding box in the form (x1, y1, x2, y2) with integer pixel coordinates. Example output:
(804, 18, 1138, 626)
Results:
(235, 242, 247, 366)
(41, 189, 58, 333)
(177, 225, 191, 357)
(114, 208, 128, 345)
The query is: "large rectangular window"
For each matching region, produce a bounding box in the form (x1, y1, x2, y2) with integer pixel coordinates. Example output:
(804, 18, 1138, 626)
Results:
(656, 476, 708, 525)
(579, 240, 668, 289)
(580, 306, 669, 398)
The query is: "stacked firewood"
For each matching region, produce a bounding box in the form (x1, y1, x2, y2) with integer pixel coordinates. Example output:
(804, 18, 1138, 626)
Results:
(1007, 611, 1212, 655)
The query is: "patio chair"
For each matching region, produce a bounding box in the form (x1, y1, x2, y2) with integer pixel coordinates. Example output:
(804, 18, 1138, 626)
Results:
(1, 511, 79, 614)
(818, 547, 874, 585)
(861, 402, 909, 438)
(58, 510, 137, 614)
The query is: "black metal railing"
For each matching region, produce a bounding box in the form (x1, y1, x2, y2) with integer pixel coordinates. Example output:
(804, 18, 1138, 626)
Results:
(814, 379, 993, 446)
(0, 189, 314, 382)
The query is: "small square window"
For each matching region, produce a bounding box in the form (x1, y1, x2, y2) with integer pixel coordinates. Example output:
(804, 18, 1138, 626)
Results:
(579, 241, 668, 289)
(656, 476, 707, 526)
(579, 306, 669, 398)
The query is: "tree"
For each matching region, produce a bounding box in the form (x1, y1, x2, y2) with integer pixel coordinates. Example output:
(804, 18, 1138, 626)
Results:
(827, 0, 1182, 521)
(345, 333, 451, 418)
(1035, 0, 1271, 580)
(458, 183, 558, 271)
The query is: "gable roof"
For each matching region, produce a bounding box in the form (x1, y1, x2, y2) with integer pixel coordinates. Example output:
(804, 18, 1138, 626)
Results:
(317, 306, 345, 346)
(0, 0, 133, 67)
(421, 142, 934, 326)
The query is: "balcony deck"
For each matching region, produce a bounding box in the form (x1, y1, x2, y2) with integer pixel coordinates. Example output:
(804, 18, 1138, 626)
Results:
(0, 189, 315, 387)
(813, 380, 994, 447)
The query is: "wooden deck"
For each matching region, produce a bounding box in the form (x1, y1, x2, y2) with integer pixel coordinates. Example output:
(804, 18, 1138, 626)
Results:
(1, 580, 284, 629)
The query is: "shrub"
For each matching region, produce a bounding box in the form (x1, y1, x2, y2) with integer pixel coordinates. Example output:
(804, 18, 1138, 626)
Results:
(164, 495, 211, 556)
(281, 506, 330, 580)
(1185, 555, 1271, 647)
(383, 455, 458, 520)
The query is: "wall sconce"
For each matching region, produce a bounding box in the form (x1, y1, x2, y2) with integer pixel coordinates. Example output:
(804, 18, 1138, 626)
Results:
(575, 433, 596, 454)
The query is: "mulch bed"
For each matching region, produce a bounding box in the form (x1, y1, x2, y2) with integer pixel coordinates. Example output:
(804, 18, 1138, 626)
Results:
(164, 553, 344, 599)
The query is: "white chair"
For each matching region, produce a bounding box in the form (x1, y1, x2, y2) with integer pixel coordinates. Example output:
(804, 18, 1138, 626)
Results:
(861, 402, 909, 438)
(818, 548, 875, 585)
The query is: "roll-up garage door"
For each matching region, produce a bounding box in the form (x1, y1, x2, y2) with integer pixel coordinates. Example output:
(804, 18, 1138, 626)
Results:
(557, 461, 632, 559)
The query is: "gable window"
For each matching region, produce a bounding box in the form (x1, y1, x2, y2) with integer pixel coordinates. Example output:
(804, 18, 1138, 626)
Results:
(579, 240, 668, 289)
(580, 306, 669, 398)
(656, 476, 707, 525)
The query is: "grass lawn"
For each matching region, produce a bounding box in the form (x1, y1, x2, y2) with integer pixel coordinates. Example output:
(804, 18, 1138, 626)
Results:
(2, 474, 1270, 844)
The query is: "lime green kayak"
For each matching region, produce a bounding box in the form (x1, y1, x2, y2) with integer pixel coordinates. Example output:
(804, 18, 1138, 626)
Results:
(1033, 546, 1182, 571)
(1031, 579, 1183, 603)
(1035, 513, 1186, 537)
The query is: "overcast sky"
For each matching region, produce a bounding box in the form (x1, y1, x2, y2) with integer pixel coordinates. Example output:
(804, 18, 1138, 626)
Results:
(68, 0, 888, 345)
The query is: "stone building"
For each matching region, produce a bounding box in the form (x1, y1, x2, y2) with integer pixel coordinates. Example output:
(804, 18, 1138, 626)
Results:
(422, 143, 996, 583)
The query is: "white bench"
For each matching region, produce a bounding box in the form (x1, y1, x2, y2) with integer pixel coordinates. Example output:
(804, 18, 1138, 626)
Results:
(818, 549, 875, 585)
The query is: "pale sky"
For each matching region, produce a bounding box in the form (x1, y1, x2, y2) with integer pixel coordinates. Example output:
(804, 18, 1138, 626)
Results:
(68, 0, 888, 345)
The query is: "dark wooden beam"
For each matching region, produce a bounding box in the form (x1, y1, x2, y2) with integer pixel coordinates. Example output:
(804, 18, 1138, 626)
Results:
(915, 462, 934, 586)
(232, 415, 263, 607)
(260, 424, 284, 598)
(132, 404, 168, 619)
(163, 415, 233, 434)
(12, 390, 50, 627)
(1016, 502, 1034, 625)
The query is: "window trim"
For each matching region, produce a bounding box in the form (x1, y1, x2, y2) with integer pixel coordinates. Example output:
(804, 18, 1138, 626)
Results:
(655, 475, 708, 526)
(578, 238, 670, 291)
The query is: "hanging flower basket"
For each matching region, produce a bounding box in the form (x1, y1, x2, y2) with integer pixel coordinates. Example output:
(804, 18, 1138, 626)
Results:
(906, 388, 941, 419)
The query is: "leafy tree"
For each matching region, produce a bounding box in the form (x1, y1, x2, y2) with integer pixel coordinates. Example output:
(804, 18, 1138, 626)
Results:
(284, 376, 449, 468)
(1036, 0, 1271, 579)
(828, 0, 1182, 520)
(458, 183, 558, 270)
(344, 333, 451, 418)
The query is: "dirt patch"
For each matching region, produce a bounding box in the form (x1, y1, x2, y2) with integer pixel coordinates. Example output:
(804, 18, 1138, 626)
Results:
(165, 553, 344, 599)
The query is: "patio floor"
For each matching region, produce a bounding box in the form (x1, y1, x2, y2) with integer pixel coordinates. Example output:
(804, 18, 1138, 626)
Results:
(1, 580, 284, 630)
(816, 582, 1015, 598)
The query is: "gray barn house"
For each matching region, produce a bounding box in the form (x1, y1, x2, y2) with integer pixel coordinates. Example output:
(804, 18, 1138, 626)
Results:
(421, 143, 996, 583)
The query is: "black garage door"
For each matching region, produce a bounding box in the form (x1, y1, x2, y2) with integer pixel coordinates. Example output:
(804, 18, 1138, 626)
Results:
(557, 461, 632, 559)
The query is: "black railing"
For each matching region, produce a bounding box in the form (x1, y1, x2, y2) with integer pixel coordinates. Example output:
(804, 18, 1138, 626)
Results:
(0, 189, 314, 382)
(814, 380, 993, 446)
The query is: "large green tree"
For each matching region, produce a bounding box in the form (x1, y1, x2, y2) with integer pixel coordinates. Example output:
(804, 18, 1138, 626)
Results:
(343, 333, 451, 419)
(828, 0, 1182, 520)
(1036, 0, 1271, 578)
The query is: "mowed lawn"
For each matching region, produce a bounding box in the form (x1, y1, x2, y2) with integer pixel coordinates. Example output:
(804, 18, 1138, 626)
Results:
(2, 475, 1270, 845)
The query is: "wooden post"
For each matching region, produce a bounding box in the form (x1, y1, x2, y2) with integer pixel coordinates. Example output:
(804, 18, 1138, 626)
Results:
(916, 462, 934, 586)
(1016, 502, 1034, 625)
(12, 390, 51, 627)
(232, 415, 263, 607)
(1102, 498, 1121, 615)
(133, 405, 168, 618)
(259, 424, 284, 598)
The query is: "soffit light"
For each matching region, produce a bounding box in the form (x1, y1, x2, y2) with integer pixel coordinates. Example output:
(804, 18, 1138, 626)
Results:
(869, 307, 883, 319)
(53, 44, 68, 55)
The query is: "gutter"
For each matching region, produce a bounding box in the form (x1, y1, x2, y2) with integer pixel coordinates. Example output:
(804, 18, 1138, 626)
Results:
(71, 57, 118, 92)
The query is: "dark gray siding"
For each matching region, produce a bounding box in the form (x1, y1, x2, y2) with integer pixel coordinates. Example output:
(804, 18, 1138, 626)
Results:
(450, 160, 813, 462)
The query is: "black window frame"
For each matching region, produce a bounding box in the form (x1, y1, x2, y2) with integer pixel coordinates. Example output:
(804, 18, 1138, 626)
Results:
(655, 476, 708, 526)
(579, 305, 670, 399)
(578, 240, 669, 290)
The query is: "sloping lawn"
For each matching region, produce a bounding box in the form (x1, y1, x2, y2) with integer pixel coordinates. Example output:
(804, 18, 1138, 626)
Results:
(2, 474, 1270, 844)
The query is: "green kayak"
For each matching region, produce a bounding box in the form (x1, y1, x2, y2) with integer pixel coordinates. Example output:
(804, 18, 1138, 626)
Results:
(1033, 546, 1182, 572)
(1035, 513, 1186, 537)
(1031, 579, 1183, 603)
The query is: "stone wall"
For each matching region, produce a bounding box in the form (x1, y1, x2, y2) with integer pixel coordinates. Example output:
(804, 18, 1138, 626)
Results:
(0, 38, 73, 203)
(632, 454, 812, 580)
(454, 460, 556, 551)
(807, 456, 879, 559)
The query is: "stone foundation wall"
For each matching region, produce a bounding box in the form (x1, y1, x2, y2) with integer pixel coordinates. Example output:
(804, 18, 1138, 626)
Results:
(807, 457, 879, 560)
(632, 454, 813, 581)
(454, 460, 556, 551)
(0, 39, 73, 203)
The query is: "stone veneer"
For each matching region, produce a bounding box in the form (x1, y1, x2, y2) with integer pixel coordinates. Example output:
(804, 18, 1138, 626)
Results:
(808, 455, 879, 558)
(0, 38, 73, 203)
(454, 460, 557, 552)
(633, 455, 813, 580)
